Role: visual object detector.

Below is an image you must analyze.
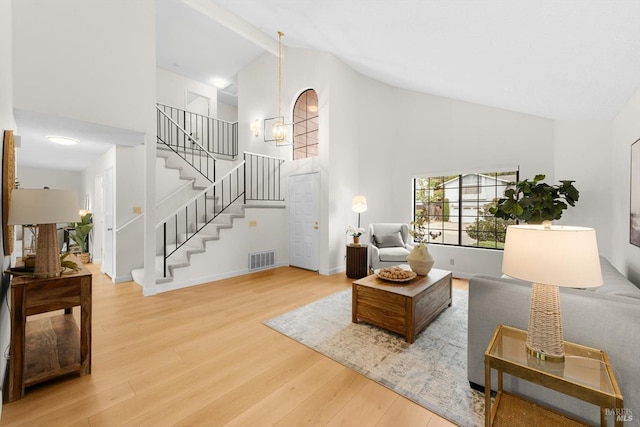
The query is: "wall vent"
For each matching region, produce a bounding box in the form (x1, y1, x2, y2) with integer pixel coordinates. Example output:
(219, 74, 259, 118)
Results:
(248, 250, 276, 272)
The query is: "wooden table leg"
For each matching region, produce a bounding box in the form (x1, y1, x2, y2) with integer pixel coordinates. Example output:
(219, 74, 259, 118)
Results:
(351, 284, 358, 323)
(80, 275, 92, 375)
(406, 297, 414, 343)
(8, 286, 26, 402)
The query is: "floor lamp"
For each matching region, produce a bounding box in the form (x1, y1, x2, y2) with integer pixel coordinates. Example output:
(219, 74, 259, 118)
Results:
(352, 195, 367, 228)
(502, 223, 602, 361)
(8, 189, 79, 278)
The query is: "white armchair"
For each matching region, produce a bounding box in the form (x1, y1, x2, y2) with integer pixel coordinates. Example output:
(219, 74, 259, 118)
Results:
(368, 223, 413, 270)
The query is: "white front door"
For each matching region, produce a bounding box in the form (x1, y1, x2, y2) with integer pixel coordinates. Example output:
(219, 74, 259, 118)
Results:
(288, 172, 320, 271)
(102, 167, 114, 279)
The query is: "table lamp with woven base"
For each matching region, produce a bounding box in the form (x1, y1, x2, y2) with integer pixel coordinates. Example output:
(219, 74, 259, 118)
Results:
(8, 189, 79, 278)
(502, 222, 602, 361)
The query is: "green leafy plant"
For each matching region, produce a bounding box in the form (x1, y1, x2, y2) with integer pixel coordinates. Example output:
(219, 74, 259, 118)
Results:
(466, 203, 516, 246)
(60, 252, 79, 272)
(489, 174, 579, 223)
(410, 210, 428, 246)
(68, 213, 93, 253)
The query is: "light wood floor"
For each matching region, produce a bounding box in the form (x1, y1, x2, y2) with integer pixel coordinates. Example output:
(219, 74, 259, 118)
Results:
(1, 265, 468, 427)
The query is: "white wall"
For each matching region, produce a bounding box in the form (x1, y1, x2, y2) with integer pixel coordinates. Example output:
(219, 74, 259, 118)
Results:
(116, 145, 147, 281)
(17, 166, 81, 193)
(554, 121, 613, 258)
(217, 102, 238, 123)
(12, 0, 156, 134)
(356, 78, 555, 277)
(156, 68, 218, 117)
(612, 87, 640, 285)
(0, 0, 12, 415)
(166, 208, 288, 290)
(11, 0, 156, 286)
(236, 47, 576, 278)
(239, 49, 351, 275)
(326, 56, 362, 272)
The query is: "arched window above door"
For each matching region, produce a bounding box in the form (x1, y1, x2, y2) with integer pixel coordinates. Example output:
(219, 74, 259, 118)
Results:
(293, 89, 318, 160)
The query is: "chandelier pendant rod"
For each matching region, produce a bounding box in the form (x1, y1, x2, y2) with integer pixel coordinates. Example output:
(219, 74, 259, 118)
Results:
(277, 31, 283, 119)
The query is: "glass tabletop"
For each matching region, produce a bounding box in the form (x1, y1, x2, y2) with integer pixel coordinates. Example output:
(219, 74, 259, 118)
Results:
(488, 325, 616, 396)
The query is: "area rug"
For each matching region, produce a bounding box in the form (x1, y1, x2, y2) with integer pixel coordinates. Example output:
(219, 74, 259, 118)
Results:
(263, 287, 485, 427)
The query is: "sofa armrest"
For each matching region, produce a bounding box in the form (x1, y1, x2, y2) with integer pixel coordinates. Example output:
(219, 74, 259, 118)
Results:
(468, 275, 640, 425)
(368, 244, 380, 268)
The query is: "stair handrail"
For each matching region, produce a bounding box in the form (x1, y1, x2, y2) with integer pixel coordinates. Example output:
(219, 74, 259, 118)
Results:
(160, 161, 246, 276)
(156, 106, 220, 163)
(157, 102, 238, 126)
(115, 213, 143, 233)
(156, 103, 238, 159)
(155, 179, 195, 208)
(156, 151, 285, 278)
(243, 151, 283, 161)
(155, 161, 246, 228)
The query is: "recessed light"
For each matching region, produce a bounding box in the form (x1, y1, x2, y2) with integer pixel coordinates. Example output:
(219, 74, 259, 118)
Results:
(212, 78, 230, 89)
(47, 135, 79, 145)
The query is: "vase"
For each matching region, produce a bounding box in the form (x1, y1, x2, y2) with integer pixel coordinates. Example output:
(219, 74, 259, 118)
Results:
(406, 244, 434, 275)
(353, 236, 360, 245)
(78, 253, 90, 265)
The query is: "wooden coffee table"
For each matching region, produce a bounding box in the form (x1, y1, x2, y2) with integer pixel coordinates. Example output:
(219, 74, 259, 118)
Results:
(352, 267, 452, 343)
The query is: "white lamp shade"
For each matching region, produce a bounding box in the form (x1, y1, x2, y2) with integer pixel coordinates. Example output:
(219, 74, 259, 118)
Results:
(8, 189, 80, 225)
(502, 224, 603, 288)
(352, 195, 367, 213)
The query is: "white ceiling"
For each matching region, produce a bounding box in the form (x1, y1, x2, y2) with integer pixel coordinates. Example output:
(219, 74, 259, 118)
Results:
(17, 0, 640, 173)
(212, 0, 640, 121)
(14, 109, 144, 171)
(156, 0, 266, 106)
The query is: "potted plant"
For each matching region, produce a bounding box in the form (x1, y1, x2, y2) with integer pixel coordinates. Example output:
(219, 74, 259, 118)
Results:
(68, 212, 93, 264)
(490, 174, 579, 224)
(346, 225, 365, 245)
(407, 210, 435, 275)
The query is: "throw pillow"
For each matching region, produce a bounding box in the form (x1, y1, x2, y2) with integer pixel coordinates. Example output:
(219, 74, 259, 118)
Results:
(374, 232, 404, 248)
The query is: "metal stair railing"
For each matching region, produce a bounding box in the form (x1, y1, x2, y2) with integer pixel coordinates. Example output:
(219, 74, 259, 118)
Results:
(244, 152, 285, 203)
(158, 162, 245, 277)
(157, 103, 238, 159)
(157, 105, 217, 183)
(156, 152, 285, 279)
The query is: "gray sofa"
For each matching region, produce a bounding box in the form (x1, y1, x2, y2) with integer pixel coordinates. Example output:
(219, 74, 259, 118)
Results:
(468, 257, 640, 426)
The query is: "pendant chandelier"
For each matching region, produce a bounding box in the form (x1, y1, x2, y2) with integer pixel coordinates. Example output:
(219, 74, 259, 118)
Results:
(265, 31, 291, 145)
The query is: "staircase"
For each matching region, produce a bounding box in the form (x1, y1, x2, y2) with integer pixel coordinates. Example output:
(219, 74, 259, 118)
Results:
(131, 105, 285, 291)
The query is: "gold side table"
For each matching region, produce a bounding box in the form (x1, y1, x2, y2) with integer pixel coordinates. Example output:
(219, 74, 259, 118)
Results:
(484, 324, 624, 427)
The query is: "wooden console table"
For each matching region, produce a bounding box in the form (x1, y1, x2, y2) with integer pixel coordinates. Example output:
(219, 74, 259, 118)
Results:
(7, 258, 92, 402)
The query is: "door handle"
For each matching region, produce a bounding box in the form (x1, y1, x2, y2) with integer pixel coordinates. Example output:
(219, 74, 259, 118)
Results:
(107, 228, 113, 231)
(313, 221, 318, 230)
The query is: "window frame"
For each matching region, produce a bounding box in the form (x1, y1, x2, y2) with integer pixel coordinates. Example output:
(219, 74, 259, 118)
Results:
(292, 89, 319, 160)
(412, 169, 519, 250)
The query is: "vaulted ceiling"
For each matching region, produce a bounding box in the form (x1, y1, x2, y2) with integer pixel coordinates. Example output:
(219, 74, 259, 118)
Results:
(174, 0, 640, 121)
(17, 0, 640, 172)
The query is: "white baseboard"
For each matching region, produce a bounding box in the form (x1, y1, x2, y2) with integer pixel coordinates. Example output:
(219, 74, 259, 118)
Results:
(151, 262, 289, 295)
(321, 265, 346, 276)
(113, 274, 133, 283)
